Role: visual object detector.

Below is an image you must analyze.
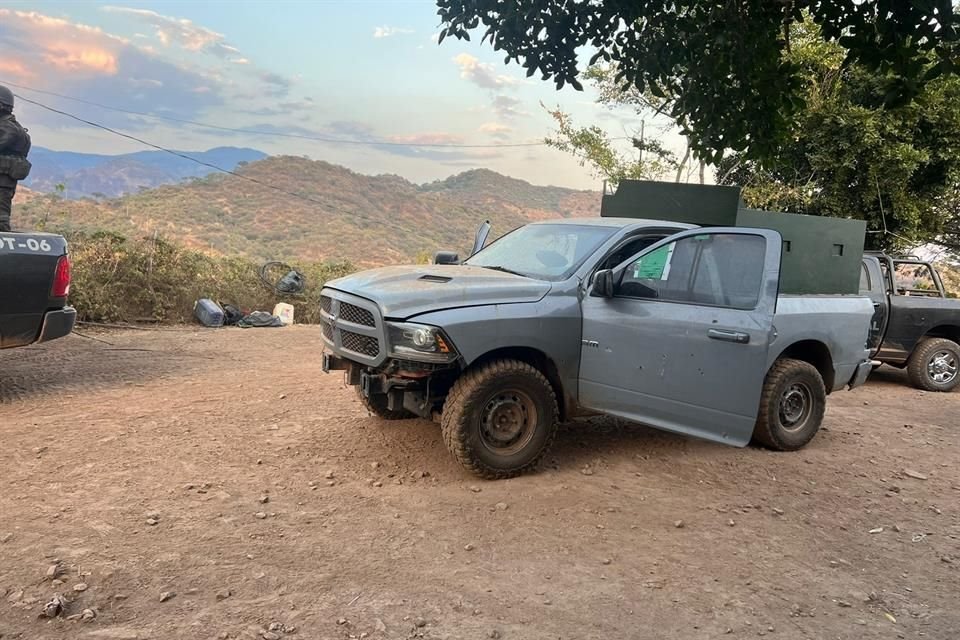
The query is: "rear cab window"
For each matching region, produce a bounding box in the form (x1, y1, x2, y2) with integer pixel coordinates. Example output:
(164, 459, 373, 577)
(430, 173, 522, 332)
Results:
(893, 262, 941, 297)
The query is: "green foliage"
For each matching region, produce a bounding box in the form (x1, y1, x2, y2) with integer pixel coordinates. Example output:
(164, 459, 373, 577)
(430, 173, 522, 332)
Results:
(543, 106, 677, 186)
(67, 231, 353, 324)
(717, 21, 960, 251)
(436, 0, 960, 163)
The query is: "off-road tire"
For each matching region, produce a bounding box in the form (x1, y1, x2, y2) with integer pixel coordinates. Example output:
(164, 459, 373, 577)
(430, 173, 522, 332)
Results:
(906, 338, 960, 392)
(753, 358, 826, 451)
(357, 388, 414, 420)
(441, 359, 559, 479)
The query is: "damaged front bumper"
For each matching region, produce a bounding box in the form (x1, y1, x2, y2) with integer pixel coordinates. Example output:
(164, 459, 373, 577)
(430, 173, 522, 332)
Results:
(322, 351, 457, 419)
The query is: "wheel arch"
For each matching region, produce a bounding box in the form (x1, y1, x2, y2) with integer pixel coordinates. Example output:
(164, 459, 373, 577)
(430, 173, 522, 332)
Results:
(773, 340, 835, 394)
(469, 346, 569, 421)
(922, 325, 960, 345)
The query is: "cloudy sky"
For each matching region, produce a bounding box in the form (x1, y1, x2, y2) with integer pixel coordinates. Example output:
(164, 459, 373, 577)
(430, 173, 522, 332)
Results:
(0, 1, 678, 189)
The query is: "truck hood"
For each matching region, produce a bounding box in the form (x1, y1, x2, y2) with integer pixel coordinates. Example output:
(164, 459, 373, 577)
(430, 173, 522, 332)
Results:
(324, 265, 551, 319)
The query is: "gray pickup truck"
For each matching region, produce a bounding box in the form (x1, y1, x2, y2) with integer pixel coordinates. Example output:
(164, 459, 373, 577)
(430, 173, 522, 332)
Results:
(321, 218, 873, 478)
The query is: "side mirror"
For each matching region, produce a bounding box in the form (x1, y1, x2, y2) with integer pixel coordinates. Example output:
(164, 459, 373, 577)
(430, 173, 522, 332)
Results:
(433, 251, 460, 265)
(470, 220, 491, 257)
(591, 269, 615, 298)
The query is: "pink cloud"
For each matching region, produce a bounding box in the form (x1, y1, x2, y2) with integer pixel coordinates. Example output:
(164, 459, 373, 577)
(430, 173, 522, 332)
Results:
(1, 9, 124, 76)
(102, 6, 236, 56)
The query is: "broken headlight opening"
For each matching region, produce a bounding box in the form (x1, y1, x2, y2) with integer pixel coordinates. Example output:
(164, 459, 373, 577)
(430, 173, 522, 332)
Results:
(386, 322, 458, 363)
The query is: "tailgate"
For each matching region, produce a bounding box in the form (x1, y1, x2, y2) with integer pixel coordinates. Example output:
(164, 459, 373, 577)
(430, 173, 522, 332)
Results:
(0, 232, 69, 348)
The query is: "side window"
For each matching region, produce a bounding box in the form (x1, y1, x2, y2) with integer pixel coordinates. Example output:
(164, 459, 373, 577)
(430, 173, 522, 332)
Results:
(599, 235, 664, 271)
(893, 262, 939, 296)
(618, 233, 766, 309)
(859, 263, 871, 292)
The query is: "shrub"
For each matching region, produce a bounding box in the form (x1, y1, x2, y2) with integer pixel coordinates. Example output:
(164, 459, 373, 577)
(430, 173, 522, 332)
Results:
(66, 231, 354, 324)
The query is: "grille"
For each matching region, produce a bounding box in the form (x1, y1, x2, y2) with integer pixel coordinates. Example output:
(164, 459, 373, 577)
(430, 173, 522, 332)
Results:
(320, 295, 333, 315)
(321, 321, 333, 341)
(341, 330, 379, 357)
(339, 302, 375, 327)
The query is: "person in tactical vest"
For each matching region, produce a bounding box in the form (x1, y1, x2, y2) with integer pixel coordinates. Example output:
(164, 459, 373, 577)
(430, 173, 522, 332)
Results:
(0, 85, 33, 233)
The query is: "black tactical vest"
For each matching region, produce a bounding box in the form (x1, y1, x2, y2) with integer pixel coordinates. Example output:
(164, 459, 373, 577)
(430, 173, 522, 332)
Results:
(0, 114, 31, 179)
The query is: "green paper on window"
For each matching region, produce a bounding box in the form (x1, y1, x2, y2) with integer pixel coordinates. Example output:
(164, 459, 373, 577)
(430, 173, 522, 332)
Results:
(633, 244, 671, 279)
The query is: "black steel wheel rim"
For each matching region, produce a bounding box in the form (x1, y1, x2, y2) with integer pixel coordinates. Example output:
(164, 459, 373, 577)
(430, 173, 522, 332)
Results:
(779, 381, 813, 432)
(479, 389, 539, 455)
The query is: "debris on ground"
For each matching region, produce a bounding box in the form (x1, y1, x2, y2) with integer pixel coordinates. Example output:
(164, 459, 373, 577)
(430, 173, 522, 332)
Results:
(237, 311, 284, 328)
(40, 593, 67, 618)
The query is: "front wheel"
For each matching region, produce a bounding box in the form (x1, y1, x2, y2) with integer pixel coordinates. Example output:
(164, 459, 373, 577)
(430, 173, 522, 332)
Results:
(441, 360, 559, 479)
(752, 358, 826, 451)
(906, 338, 960, 392)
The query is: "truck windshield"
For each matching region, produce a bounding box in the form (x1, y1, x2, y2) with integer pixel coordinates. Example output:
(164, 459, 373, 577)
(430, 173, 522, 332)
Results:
(465, 224, 618, 281)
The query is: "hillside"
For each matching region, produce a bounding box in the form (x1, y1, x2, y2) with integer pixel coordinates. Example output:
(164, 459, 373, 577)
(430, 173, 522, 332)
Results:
(24, 147, 267, 198)
(421, 168, 592, 219)
(940, 262, 960, 296)
(17, 156, 600, 265)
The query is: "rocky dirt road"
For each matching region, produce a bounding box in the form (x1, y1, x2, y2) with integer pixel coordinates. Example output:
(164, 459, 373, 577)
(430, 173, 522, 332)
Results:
(1, 327, 958, 640)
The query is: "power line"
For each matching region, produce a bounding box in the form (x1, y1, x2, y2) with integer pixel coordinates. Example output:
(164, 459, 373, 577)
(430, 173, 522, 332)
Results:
(14, 94, 368, 216)
(2, 79, 549, 149)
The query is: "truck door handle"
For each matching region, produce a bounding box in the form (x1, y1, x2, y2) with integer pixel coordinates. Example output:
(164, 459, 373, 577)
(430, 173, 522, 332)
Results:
(708, 329, 750, 344)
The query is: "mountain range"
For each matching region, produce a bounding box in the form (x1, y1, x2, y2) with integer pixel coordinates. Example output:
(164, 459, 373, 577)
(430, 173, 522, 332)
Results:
(15, 155, 600, 265)
(23, 146, 267, 198)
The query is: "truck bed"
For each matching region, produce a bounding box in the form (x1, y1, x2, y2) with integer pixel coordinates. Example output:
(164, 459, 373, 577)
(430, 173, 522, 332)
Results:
(0, 232, 75, 349)
(773, 294, 874, 392)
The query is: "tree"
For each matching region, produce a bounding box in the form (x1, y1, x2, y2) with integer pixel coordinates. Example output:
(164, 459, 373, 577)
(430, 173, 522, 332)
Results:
(716, 21, 960, 251)
(542, 105, 679, 186)
(543, 65, 708, 187)
(436, 1, 960, 163)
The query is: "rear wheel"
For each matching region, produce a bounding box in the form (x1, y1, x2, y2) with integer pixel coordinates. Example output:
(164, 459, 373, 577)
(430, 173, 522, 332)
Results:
(441, 360, 558, 479)
(907, 338, 960, 392)
(753, 358, 826, 451)
(356, 388, 414, 420)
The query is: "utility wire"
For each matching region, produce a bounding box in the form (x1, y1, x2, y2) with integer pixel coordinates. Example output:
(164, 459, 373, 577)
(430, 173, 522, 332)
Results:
(15, 93, 370, 217)
(3, 79, 553, 149)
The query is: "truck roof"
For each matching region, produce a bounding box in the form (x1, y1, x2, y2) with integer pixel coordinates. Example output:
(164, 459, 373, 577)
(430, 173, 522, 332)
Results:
(530, 216, 699, 230)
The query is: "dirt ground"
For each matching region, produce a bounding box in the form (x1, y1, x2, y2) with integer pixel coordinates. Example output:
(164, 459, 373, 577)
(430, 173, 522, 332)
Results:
(1, 326, 958, 640)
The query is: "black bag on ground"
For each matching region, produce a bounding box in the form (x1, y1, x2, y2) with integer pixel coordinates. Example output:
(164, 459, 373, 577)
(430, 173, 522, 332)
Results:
(237, 311, 283, 328)
(220, 303, 244, 326)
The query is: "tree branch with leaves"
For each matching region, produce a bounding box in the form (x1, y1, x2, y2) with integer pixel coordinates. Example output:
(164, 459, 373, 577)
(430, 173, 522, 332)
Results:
(437, 0, 960, 163)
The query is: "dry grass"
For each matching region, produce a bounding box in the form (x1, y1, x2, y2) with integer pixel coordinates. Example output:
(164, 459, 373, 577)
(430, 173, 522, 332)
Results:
(67, 231, 353, 324)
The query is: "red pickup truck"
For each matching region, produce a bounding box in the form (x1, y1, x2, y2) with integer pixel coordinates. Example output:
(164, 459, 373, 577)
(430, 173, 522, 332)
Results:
(0, 231, 75, 349)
